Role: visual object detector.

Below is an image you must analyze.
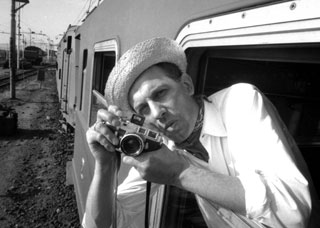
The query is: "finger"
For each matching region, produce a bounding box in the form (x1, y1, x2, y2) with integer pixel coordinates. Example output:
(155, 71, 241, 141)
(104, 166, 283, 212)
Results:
(122, 155, 139, 166)
(123, 155, 153, 181)
(108, 105, 123, 117)
(93, 121, 119, 145)
(122, 152, 149, 165)
(96, 109, 121, 126)
(108, 105, 123, 126)
(87, 127, 115, 152)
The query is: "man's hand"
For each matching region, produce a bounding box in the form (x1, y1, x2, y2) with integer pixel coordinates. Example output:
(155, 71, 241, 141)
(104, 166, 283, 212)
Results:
(86, 105, 123, 165)
(122, 146, 189, 185)
(84, 105, 123, 228)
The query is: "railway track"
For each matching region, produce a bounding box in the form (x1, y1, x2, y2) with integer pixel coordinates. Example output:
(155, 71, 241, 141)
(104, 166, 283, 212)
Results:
(0, 65, 55, 88)
(0, 69, 37, 88)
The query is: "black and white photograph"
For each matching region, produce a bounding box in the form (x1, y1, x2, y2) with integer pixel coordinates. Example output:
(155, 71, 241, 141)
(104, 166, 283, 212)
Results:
(1, 1, 320, 227)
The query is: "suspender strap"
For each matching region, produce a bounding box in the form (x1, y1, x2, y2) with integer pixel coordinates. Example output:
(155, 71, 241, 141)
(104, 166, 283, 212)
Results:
(145, 181, 151, 228)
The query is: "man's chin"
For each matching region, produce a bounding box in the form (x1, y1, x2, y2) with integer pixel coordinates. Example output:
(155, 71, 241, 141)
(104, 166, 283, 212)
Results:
(165, 132, 187, 144)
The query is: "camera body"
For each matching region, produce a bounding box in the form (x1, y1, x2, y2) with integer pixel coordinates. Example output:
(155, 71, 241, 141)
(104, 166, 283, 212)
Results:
(108, 114, 163, 156)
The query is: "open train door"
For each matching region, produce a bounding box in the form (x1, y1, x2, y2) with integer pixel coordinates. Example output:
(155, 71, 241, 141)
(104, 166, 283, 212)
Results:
(60, 35, 72, 115)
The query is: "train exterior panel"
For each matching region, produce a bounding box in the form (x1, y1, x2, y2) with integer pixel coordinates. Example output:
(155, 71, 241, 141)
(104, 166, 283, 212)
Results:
(55, 0, 320, 226)
(56, 25, 78, 128)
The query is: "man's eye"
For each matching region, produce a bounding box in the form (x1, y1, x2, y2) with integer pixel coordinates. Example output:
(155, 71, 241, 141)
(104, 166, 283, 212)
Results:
(155, 89, 167, 100)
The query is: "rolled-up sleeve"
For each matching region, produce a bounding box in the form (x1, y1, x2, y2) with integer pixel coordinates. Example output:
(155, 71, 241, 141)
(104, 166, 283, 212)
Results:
(237, 171, 268, 218)
(223, 83, 311, 227)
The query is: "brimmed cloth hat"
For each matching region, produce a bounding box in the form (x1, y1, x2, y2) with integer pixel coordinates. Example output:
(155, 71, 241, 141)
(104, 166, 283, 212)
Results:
(104, 37, 187, 115)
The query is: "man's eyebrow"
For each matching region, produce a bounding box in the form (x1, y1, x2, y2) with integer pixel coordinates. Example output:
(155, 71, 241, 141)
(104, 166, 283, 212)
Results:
(150, 85, 166, 97)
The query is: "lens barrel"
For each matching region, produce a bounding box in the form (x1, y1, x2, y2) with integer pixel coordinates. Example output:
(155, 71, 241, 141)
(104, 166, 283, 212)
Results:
(120, 134, 144, 156)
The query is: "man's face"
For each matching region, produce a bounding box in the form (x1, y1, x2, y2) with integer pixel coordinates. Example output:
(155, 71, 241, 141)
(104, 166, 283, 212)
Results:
(129, 66, 199, 143)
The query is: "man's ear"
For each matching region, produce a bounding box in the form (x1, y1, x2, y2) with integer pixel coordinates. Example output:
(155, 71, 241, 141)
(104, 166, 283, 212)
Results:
(180, 73, 195, 96)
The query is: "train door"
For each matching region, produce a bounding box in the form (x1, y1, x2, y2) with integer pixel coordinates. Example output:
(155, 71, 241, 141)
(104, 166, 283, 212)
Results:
(60, 35, 71, 113)
(73, 34, 81, 112)
(147, 0, 320, 227)
(72, 38, 137, 220)
(55, 44, 62, 98)
(71, 39, 119, 219)
(58, 46, 65, 101)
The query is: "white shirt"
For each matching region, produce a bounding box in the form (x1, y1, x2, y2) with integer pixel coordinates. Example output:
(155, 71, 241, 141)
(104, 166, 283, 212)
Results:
(84, 83, 315, 228)
(196, 83, 313, 227)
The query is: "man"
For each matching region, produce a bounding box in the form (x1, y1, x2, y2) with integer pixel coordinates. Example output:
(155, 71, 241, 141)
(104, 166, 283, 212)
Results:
(84, 37, 319, 228)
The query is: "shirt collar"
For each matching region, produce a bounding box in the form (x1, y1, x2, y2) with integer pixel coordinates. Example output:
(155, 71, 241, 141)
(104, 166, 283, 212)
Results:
(201, 98, 227, 137)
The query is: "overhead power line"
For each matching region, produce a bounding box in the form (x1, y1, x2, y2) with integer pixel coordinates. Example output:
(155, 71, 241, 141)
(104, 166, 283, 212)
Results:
(72, 0, 91, 25)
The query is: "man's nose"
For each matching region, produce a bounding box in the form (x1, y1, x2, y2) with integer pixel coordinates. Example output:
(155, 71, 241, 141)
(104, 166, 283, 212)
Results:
(149, 101, 165, 121)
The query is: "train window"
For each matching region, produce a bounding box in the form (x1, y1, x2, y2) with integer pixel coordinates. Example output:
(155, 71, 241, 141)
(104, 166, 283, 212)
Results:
(153, 1, 320, 226)
(92, 51, 115, 94)
(89, 51, 116, 126)
(194, 45, 320, 145)
(79, 49, 88, 111)
(191, 44, 320, 193)
(160, 186, 208, 228)
(156, 44, 320, 227)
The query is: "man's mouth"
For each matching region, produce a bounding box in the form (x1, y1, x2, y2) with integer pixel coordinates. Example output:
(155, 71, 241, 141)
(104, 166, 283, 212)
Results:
(155, 120, 178, 135)
(164, 120, 176, 132)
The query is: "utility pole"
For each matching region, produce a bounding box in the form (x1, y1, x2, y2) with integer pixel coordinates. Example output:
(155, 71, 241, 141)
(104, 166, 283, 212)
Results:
(10, 0, 17, 99)
(28, 28, 34, 46)
(47, 38, 50, 62)
(22, 34, 25, 59)
(9, 0, 29, 99)
(17, 2, 21, 70)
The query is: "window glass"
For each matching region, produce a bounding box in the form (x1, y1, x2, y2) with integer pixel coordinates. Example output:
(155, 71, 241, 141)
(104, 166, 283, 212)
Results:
(93, 51, 115, 94)
(89, 91, 109, 126)
(197, 46, 320, 144)
(90, 51, 115, 126)
(160, 186, 208, 228)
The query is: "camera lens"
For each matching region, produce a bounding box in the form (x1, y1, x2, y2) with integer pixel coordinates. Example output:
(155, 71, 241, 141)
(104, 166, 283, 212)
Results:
(120, 134, 144, 156)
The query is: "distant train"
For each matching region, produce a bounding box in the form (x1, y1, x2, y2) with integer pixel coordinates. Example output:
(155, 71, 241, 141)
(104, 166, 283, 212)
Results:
(1, 46, 46, 69)
(24, 46, 46, 65)
(0, 49, 9, 67)
(56, 0, 320, 226)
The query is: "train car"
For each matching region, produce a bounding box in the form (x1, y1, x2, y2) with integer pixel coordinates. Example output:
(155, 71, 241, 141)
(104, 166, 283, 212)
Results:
(0, 49, 9, 67)
(24, 46, 46, 65)
(56, 0, 320, 226)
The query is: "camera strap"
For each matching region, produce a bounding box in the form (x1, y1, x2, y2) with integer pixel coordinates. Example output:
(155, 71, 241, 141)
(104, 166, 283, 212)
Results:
(145, 181, 151, 228)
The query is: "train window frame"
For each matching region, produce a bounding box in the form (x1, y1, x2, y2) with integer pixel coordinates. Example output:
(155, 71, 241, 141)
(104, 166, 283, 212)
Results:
(88, 39, 119, 127)
(79, 49, 88, 111)
(176, 0, 320, 86)
(175, 0, 320, 149)
(148, 0, 320, 227)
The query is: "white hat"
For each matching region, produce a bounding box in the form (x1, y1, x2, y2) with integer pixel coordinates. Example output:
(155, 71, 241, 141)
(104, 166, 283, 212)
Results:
(104, 37, 187, 114)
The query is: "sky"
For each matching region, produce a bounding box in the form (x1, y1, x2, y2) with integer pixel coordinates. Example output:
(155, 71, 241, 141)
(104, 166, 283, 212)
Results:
(0, 0, 98, 49)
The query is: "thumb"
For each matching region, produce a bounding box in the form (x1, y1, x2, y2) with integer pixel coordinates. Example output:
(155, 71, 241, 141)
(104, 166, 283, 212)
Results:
(122, 155, 137, 166)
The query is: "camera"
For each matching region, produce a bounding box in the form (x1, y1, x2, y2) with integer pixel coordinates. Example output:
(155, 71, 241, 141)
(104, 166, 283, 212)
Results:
(107, 114, 163, 157)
